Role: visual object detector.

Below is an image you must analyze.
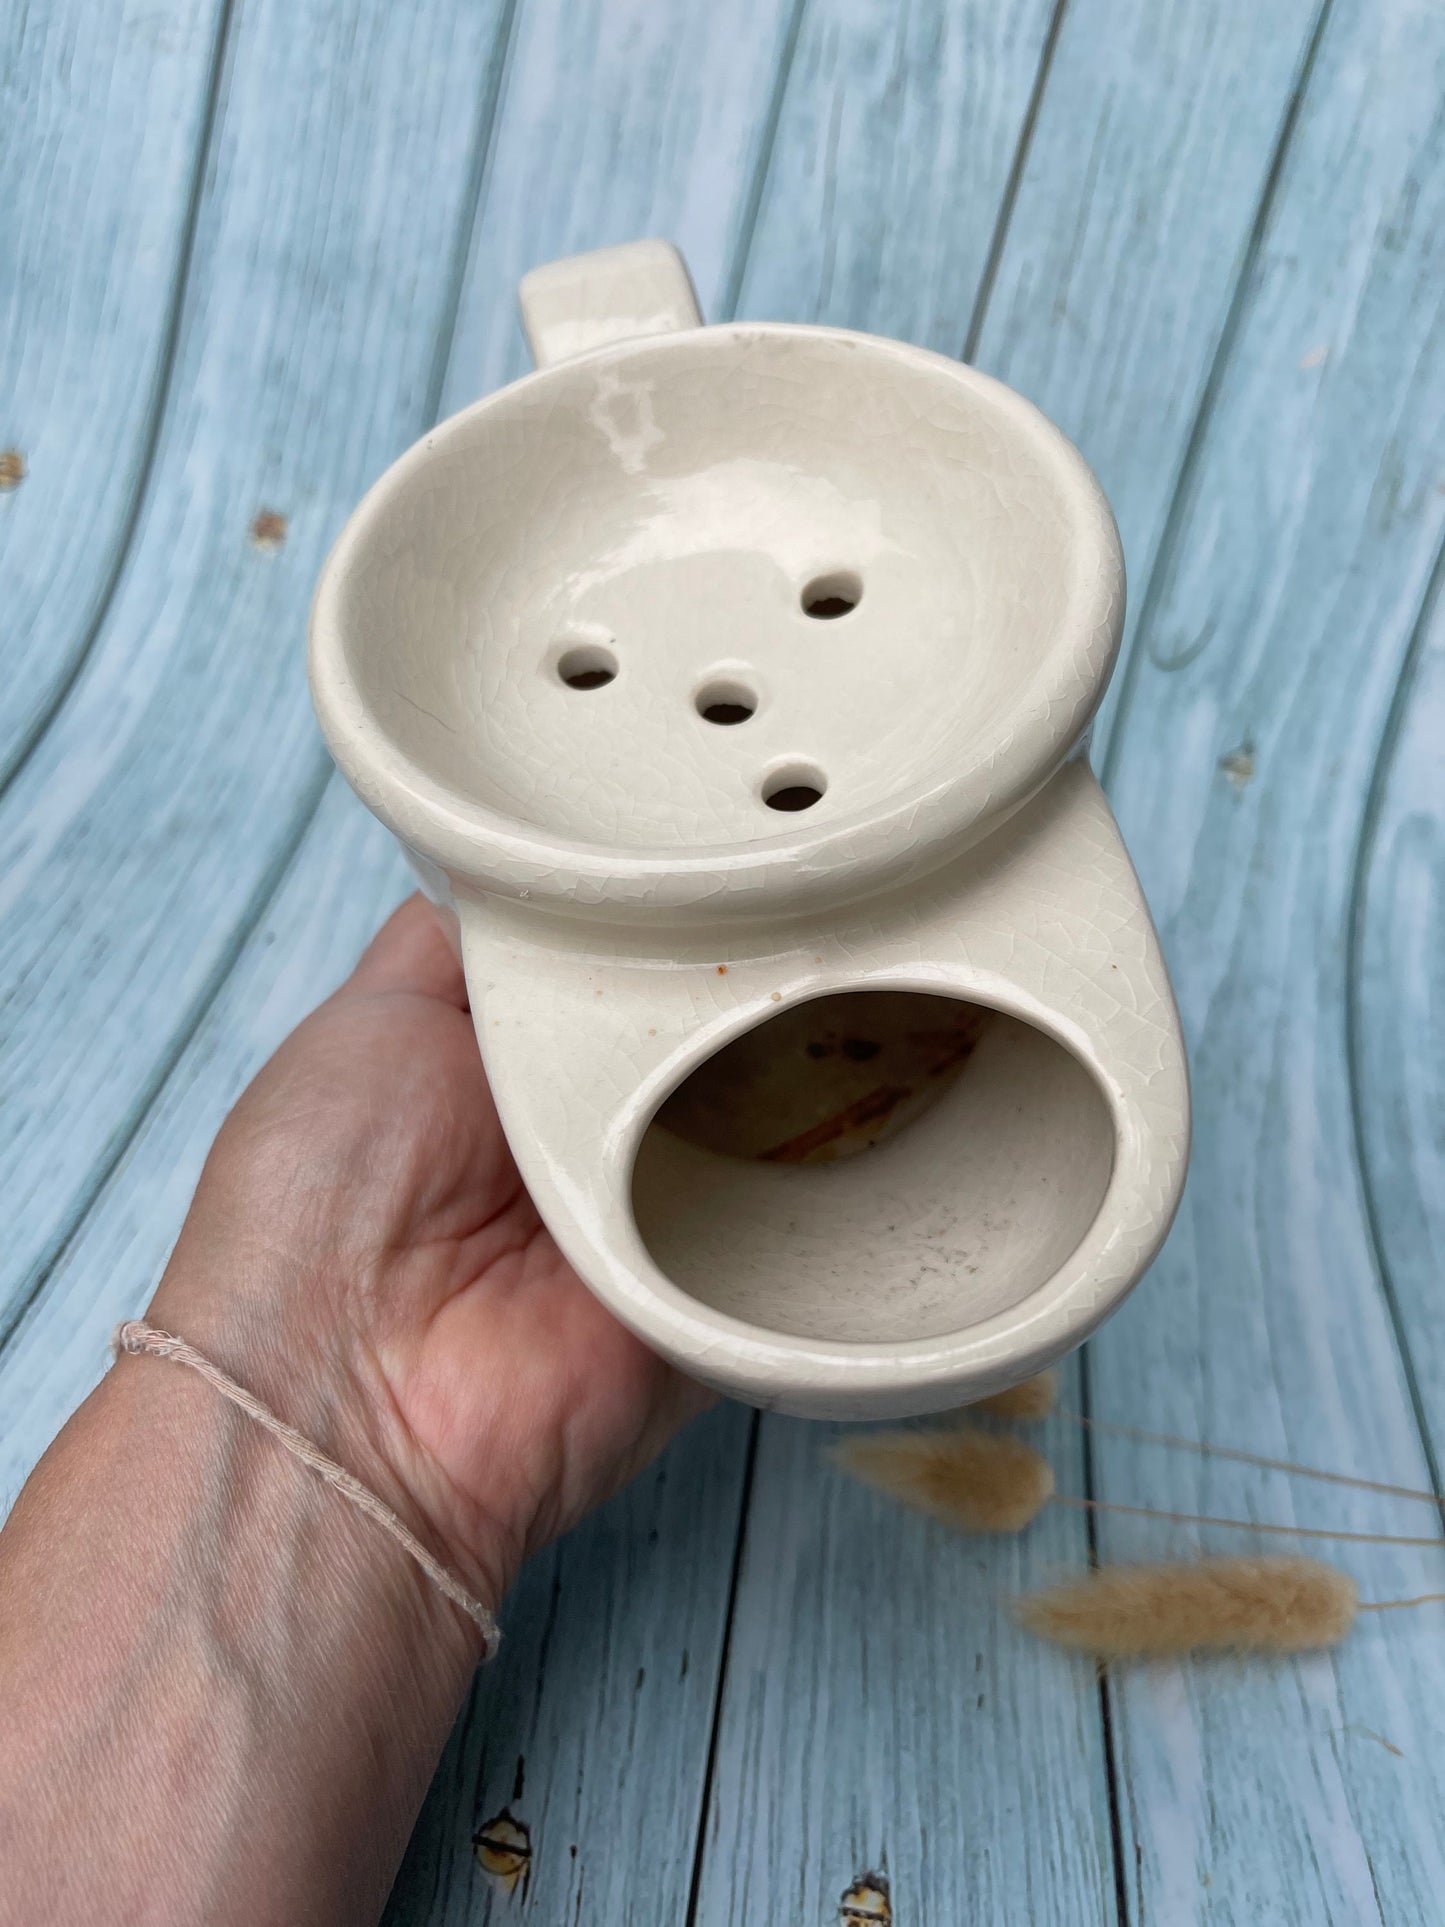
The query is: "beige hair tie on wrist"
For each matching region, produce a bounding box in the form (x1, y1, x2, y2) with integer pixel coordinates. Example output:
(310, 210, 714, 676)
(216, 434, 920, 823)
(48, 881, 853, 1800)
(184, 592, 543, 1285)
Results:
(112, 1320, 500, 1659)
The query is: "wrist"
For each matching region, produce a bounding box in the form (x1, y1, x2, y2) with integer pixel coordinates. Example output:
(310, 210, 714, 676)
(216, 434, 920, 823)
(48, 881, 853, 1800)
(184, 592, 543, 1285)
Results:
(145, 1246, 519, 1649)
(0, 1348, 481, 1924)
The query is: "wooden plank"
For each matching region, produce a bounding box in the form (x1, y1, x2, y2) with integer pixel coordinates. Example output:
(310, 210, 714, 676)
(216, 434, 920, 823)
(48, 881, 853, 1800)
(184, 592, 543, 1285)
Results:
(732, 0, 1057, 351)
(0, 0, 227, 785)
(1088, 0, 1445, 1914)
(969, 0, 1325, 750)
(0, 785, 411, 1504)
(694, 1403, 1116, 1927)
(440, 0, 799, 414)
(692, 1, 1350, 1916)
(1353, 574, 1445, 1438)
(686, 5, 1127, 1919)
(0, 0, 513, 1344)
(1, 3, 796, 1916)
(384, 1401, 750, 1925)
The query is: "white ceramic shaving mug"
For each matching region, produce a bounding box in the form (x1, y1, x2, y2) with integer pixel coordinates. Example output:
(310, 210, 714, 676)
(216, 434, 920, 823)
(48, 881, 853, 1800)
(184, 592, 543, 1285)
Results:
(310, 239, 1189, 1420)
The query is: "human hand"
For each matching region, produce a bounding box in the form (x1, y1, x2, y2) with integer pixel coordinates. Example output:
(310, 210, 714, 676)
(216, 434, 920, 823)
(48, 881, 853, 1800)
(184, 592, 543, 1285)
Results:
(150, 893, 710, 1621)
(0, 896, 712, 1922)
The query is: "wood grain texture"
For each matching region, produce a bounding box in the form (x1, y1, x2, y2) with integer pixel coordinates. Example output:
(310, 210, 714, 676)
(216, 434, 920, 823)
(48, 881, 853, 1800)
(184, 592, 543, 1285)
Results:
(692, 1399, 1118, 1927)
(0, 783, 410, 1506)
(733, 0, 1059, 350)
(383, 1402, 752, 1926)
(1353, 571, 1445, 1446)
(1089, 0, 1445, 1916)
(0, 0, 512, 1344)
(968, 0, 1325, 752)
(0, 0, 228, 786)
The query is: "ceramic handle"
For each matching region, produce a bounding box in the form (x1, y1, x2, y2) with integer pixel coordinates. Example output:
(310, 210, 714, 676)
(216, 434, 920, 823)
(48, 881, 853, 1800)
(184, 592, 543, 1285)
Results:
(517, 239, 702, 369)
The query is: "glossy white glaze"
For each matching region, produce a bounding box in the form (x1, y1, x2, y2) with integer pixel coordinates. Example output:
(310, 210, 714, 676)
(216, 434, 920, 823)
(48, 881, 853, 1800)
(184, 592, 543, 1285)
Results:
(309, 240, 1189, 1415)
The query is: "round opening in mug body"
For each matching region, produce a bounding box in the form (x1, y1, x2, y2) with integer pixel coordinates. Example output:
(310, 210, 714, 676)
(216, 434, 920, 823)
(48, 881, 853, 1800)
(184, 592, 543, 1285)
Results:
(631, 990, 1115, 1344)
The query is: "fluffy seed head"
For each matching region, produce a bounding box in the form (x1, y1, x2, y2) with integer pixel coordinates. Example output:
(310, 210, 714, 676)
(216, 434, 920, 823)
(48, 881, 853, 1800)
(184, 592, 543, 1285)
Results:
(833, 1425, 1054, 1533)
(1016, 1556, 1359, 1659)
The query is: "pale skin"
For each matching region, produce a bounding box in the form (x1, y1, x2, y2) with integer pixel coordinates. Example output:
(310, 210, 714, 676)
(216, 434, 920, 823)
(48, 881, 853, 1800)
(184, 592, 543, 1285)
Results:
(0, 897, 709, 1925)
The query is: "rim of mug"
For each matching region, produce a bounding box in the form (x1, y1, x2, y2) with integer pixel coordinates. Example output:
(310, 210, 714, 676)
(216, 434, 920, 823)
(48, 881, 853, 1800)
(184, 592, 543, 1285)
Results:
(309, 322, 1123, 919)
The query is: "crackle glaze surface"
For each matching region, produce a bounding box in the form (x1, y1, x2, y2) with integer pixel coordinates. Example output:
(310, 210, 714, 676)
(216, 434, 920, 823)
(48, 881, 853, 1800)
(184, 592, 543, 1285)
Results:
(314, 322, 1122, 912)
(6, 0, 1445, 1918)
(312, 238, 1186, 1416)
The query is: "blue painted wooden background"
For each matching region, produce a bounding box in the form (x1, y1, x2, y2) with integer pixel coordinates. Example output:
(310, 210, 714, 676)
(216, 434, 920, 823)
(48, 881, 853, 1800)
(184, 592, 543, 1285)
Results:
(3, 1, 1442, 1920)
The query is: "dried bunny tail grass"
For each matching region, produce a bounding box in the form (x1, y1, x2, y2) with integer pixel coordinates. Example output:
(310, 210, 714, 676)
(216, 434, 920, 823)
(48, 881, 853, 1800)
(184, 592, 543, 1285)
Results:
(967, 1371, 1058, 1421)
(833, 1426, 1054, 1533)
(1054, 1408, 1444, 1504)
(1016, 1557, 1359, 1659)
(1050, 1492, 1444, 1546)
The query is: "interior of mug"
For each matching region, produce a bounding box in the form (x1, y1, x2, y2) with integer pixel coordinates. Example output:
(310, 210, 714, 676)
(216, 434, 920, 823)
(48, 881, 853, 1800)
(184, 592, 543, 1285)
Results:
(325, 327, 1098, 852)
(630, 990, 1116, 1343)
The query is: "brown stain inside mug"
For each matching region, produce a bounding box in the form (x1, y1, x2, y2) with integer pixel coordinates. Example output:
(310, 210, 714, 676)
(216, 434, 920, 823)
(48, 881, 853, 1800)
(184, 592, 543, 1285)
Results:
(656, 991, 988, 1164)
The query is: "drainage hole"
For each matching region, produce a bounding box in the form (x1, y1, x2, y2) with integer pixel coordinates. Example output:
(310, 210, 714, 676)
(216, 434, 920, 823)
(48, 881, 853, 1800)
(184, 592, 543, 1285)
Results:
(557, 642, 617, 689)
(763, 765, 827, 812)
(696, 679, 757, 725)
(801, 570, 862, 619)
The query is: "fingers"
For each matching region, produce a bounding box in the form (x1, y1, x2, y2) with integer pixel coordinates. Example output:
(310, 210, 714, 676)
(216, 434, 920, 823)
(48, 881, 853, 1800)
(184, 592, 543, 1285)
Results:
(346, 894, 469, 1009)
